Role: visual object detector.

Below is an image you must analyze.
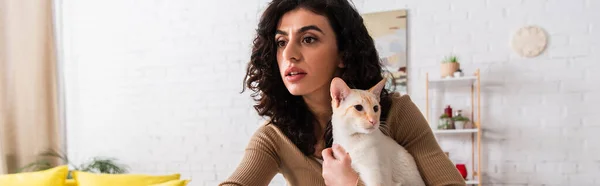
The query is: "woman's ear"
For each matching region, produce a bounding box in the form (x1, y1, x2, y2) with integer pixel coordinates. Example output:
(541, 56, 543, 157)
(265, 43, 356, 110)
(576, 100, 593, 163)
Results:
(337, 53, 345, 68)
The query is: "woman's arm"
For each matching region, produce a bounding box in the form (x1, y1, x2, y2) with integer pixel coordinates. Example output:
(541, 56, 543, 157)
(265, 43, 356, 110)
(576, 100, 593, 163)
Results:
(219, 125, 281, 186)
(387, 94, 466, 186)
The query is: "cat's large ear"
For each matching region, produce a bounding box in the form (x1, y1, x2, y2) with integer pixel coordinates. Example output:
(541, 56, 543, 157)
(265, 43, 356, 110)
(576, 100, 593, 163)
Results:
(330, 77, 351, 108)
(368, 78, 387, 100)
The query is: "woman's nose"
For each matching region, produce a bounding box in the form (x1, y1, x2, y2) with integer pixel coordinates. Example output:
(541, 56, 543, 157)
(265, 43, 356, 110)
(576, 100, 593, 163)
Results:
(282, 42, 301, 63)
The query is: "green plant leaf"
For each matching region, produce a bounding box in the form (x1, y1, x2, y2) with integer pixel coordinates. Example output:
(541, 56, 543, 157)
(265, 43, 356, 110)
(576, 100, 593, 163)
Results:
(439, 113, 450, 118)
(442, 55, 459, 63)
(38, 149, 69, 163)
(452, 116, 470, 121)
(16, 159, 53, 173)
(17, 148, 128, 177)
(81, 157, 128, 174)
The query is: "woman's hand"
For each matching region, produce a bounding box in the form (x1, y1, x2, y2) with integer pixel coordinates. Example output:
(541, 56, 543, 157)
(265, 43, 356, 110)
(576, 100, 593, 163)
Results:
(321, 144, 359, 186)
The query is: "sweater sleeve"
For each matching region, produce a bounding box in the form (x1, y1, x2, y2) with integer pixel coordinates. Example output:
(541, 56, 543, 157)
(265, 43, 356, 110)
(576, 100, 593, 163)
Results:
(387, 94, 466, 186)
(219, 125, 281, 186)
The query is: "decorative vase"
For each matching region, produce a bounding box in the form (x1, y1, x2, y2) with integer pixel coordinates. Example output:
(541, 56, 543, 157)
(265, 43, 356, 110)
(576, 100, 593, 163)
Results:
(440, 62, 460, 78)
(456, 164, 468, 179)
(454, 121, 465, 129)
(444, 105, 453, 117)
(464, 121, 474, 129)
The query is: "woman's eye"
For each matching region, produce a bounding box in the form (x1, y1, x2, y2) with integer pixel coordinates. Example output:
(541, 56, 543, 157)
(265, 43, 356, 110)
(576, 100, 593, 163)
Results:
(276, 40, 286, 48)
(302, 37, 316, 44)
(354, 105, 363, 111)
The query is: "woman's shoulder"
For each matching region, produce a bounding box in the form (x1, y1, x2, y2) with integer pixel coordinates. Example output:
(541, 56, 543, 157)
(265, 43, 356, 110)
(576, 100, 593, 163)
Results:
(246, 121, 309, 164)
(242, 121, 287, 158)
(248, 121, 296, 151)
(388, 92, 413, 106)
(385, 92, 420, 117)
(250, 121, 286, 142)
(381, 92, 429, 139)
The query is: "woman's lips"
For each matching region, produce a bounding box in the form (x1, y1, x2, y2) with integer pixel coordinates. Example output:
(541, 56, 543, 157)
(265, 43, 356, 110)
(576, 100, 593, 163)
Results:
(284, 67, 307, 83)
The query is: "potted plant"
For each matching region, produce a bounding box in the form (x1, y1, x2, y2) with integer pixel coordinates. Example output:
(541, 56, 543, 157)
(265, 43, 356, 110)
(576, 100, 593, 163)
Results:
(438, 113, 452, 130)
(452, 115, 470, 129)
(441, 55, 460, 78)
(18, 149, 128, 179)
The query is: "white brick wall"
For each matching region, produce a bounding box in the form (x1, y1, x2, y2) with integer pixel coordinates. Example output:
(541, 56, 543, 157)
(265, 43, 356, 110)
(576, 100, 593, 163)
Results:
(61, 0, 599, 185)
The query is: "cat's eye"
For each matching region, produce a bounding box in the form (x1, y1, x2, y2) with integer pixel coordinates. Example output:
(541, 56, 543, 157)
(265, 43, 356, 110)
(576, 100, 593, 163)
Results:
(354, 105, 363, 111)
(373, 105, 379, 112)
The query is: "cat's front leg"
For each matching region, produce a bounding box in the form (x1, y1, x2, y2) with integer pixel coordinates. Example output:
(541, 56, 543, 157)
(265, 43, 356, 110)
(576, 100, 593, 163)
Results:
(360, 175, 383, 186)
(354, 164, 383, 186)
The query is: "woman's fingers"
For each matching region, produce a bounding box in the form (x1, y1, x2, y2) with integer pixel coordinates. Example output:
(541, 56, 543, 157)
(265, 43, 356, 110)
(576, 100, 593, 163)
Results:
(321, 148, 334, 185)
(322, 148, 334, 162)
(322, 144, 359, 186)
(332, 144, 351, 163)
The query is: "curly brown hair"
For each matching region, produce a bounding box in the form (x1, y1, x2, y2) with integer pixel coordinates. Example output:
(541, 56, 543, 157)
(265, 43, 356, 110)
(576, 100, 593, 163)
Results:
(242, 0, 394, 156)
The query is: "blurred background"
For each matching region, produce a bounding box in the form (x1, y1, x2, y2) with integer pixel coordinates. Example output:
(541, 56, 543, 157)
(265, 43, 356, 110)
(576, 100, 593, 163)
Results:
(1, 0, 598, 185)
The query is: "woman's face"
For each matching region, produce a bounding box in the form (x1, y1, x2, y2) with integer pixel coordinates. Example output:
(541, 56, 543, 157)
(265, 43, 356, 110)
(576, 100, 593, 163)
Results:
(275, 8, 343, 96)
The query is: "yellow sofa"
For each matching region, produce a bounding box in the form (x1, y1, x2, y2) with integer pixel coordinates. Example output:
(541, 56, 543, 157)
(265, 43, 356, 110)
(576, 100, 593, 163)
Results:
(0, 166, 69, 186)
(66, 179, 77, 186)
(0, 166, 190, 186)
(64, 178, 189, 186)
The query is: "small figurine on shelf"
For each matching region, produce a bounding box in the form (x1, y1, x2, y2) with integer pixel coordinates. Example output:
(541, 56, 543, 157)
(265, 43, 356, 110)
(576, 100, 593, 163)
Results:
(452, 110, 470, 129)
(454, 69, 464, 77)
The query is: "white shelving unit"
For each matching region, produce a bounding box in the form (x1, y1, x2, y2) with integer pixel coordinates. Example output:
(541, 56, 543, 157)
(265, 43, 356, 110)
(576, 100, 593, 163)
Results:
(426, 69, 482, 185)
(433, 128, 478, 134)
(428, 76, 477, 89)
(466, 180, 480, 185)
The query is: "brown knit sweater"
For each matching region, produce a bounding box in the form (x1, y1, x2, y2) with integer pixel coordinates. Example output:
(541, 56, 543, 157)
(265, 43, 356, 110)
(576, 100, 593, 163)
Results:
(219, 94, 466, 186)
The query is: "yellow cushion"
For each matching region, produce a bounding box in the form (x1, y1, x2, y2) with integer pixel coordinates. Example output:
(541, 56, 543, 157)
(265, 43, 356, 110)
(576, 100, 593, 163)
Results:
(72, 171, 180, 186)
(0, 165, 68, 186)
(66, 179, 77, 186)
(149, 179, 191, 186)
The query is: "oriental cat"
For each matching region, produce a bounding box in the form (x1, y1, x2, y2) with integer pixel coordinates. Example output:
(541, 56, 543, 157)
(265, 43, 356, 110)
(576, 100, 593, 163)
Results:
(330, 77, 426, 186)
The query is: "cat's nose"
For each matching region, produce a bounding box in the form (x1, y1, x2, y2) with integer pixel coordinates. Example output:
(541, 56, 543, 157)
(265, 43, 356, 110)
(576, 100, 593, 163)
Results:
(369, 120, 376, 125)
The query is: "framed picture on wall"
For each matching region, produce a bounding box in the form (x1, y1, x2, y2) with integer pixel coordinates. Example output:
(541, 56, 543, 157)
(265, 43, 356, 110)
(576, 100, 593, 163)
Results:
(362, 9, 408, 95)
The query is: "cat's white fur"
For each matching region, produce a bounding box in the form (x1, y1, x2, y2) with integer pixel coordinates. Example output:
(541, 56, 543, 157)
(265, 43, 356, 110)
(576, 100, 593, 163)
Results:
(330, 77, 426, 186)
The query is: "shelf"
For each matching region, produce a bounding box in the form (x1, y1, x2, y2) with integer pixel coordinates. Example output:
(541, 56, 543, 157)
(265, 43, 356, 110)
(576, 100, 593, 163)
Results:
(432, 128, 478, 134)
(465, 180, 479, 185)
(428, 76, 477, 89)
(426, 69, 482, 186)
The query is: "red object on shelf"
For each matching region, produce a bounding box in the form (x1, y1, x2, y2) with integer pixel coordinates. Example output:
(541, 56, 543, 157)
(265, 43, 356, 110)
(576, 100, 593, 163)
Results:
(445, 105, 453, 118)
(456, 164, 467, 179)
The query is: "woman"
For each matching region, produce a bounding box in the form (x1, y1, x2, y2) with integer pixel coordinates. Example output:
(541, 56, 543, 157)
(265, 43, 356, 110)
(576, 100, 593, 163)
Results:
(219, 0, 466, 185)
